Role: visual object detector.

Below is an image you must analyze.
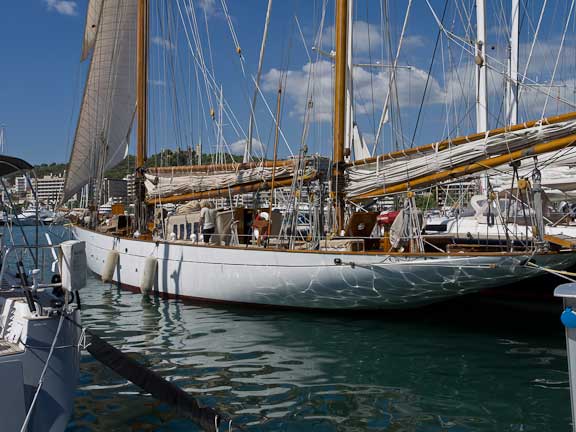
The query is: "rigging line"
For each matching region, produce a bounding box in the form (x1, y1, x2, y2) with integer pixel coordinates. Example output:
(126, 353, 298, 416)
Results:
(409, 0, 449, 148)
(181, 0, 216, 141)
(374, 0, 413, 153)
(19, 313, 65, 432)
(427, 1, 576, 111)
(440, 35, 454, 158)
(245, 0, 274, 163)
(294, 15, 311, 63)
(541, 0, 575, 119)
(283, 0, 327, 158)
(249, 75, 293, 157)
(179, 0, 247, 142)
(161, 1, 186, 151)
(203, 4, 216, 80)
(366, 0, 377, 139)
(220, 0, 247, 77)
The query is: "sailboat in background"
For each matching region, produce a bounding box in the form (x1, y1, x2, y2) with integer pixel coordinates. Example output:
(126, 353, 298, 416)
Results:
(64, 0, 576, 310)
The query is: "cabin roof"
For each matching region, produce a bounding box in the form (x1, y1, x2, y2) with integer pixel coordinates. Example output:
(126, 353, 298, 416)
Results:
(0, 155, 33, 177)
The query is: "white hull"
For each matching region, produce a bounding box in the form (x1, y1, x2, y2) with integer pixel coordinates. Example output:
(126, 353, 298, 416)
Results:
(0, 292, 80, 432)
(74, 225, 576, 310)
(426, 215, 576, 240)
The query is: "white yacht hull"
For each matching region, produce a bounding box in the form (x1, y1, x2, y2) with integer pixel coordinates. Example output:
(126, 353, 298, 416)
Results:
(73, 225, 576, 309)
(426, 216, 576, 240)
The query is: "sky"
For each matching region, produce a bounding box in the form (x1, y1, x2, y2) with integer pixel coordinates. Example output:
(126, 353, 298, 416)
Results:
(0, 1, 575, 165)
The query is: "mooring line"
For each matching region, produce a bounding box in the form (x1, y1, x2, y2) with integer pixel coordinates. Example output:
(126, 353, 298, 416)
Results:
(63, 315, 244, 432)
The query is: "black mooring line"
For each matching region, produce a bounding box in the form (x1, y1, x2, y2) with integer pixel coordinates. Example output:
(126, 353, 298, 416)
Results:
(65, 316, 238, 431)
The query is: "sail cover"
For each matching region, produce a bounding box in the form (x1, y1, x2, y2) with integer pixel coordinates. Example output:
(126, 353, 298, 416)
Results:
(144, 159, 324, 199)
(345, 119, 576, 199)
(63, 0, 137, 202)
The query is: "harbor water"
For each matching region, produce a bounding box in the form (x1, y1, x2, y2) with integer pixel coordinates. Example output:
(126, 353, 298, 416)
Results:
(65, 275, 572, 431)
(3, 227, 572, 431)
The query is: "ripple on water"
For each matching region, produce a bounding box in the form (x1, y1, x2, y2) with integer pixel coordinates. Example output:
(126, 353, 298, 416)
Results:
(66, 274, 572, 431)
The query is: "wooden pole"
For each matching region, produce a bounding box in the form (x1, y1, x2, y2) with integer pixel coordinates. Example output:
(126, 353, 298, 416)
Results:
(267, 87, 282, 237)
(135, 0, 149, 232)
(332, 0, 348, 234)
(150, 159, 295, 174)
(136, 0, 148, 168)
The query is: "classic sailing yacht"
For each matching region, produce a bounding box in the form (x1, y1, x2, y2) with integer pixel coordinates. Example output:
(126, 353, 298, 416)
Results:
(65, 0, 576, 310)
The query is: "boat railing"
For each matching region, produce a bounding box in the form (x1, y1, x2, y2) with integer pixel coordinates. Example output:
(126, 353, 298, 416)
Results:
(0, 243, 63, 290)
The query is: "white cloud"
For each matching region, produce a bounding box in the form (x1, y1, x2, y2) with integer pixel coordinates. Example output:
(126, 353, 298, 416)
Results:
(44, 0, 77, 16)
(230, 139, 265, 155)
(262, 60, 446, 123)
(403, 35, 426, 49)
(322, 21, 382, 55)
(199, 0, 217, 16)
(152, 36, 175, 50)
(187, 0, 219, 18)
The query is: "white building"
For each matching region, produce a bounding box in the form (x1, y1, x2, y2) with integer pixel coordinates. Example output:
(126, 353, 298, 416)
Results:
(15, 175, 28, 196)
(34, 174, 65, 205)
(123, 174, 135, 202)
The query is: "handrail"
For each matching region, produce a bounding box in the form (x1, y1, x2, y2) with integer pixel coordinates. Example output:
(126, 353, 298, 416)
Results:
(0, 244, 62, 291)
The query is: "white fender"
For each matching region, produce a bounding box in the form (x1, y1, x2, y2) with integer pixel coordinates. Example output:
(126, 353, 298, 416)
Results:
(102, 250, 119, 283)
(60, 240, 87, 291)
(140, 256, 157, 294)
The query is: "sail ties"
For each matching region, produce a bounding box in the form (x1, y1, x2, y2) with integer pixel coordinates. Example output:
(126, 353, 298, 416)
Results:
(346, 119, 576, 199)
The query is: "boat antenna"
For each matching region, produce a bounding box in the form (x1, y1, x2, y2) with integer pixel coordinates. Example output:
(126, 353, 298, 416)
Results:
(136, 0, 149, 234)
(332, 0, 349, 235)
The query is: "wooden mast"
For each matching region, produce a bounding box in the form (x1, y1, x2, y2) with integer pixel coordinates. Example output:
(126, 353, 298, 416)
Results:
(332, 0, 348, 234)
(136, 0, 148, 168)
(136, 0, 149, 232)
(267, 86, 283, 237)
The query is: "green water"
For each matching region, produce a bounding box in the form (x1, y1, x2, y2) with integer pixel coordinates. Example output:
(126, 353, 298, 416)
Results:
(65, 276, 572, 431)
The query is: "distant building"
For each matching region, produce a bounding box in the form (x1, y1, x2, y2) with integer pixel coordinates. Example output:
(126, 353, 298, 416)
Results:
(15, 175, 28, 196)
(34, 174, 65, 205)
(102, 178, 128, 204)
(123, 174, 135, 202)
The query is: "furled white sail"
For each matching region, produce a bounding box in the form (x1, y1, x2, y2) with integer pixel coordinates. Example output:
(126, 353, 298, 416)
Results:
(81, 0, 104, 61)
(345, 120, 576, 198)
(63, 0, 137, 202)
(145, 164, 318, 199)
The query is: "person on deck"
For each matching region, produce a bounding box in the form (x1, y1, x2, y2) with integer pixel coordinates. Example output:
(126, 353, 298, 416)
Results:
(200, 200, 217, 244)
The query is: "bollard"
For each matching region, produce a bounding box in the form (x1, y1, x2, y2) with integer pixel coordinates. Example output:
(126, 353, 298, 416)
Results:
(554, 283, 576, 432)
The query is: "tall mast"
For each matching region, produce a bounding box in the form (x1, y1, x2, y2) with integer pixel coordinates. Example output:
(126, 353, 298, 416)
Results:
(136, 0, 149, 168)
(475, 0, 488, 194)
(136, 0, 149, 232)
(344, 0, 354, 162)
(332, 0, 349, 234)
(507, 0, 519, 126)
(475, 0, 488, 134)
(244, 0, 273, 163)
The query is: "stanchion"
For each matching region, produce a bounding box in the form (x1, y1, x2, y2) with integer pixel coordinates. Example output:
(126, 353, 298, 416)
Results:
(554, 283, 576, 432)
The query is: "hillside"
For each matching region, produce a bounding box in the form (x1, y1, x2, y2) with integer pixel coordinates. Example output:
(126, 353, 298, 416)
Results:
(34, 149, 246, 180)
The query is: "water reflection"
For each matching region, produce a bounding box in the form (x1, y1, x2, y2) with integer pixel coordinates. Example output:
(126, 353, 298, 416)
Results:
(67, 275, 571, 431)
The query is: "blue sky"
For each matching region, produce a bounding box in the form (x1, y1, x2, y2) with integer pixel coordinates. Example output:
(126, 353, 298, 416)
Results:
(1, 1, 574, 165)
(0, 1, 86, 164)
